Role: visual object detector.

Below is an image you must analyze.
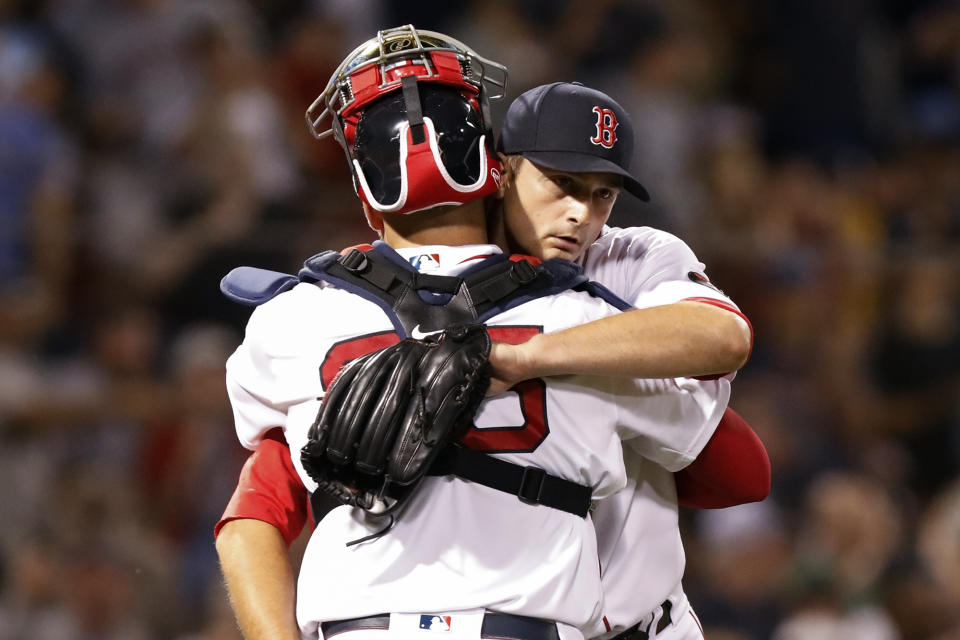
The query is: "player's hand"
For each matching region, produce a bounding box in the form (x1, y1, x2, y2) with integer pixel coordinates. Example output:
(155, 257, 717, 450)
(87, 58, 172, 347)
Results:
(487, 340, 534, 395)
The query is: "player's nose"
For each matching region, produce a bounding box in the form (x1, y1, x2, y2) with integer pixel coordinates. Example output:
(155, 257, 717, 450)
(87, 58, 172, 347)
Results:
(565, 198, 590, 225)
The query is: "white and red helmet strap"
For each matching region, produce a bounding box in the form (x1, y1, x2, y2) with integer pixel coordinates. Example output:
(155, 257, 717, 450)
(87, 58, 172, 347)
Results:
(352, 116, 490, 213)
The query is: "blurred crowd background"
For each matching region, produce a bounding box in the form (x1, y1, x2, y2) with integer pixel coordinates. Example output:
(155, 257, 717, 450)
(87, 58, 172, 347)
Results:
(1, 0, 959, 638)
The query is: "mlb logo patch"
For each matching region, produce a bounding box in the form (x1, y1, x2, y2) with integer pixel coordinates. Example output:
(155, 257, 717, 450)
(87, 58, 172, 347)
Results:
(409, 253, 441, 269)
(419, 615, 452, 632)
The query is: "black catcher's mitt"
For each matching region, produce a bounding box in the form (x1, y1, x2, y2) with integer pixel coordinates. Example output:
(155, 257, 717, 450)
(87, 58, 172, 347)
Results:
(301, 324, 492, 513)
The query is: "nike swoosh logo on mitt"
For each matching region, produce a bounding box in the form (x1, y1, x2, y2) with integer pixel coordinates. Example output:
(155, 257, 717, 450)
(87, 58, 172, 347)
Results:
(410, 324, 444, 340)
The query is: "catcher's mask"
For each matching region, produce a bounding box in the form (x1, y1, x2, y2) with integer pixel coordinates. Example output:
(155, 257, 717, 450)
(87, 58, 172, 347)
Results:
(305, 25, 508, 229)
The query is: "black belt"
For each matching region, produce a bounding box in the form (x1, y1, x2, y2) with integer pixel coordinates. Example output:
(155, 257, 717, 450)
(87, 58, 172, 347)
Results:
(609, 600, 672, 640)
(321, 612, 560, 640)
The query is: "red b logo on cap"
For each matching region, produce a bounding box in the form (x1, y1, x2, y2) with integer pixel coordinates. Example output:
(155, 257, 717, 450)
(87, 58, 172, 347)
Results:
(590, 106, 618, 149)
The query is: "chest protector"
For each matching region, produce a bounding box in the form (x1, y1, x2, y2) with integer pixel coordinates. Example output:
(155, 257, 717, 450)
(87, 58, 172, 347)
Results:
(221, 241, 630, 331)
(220, 241, 632, 521)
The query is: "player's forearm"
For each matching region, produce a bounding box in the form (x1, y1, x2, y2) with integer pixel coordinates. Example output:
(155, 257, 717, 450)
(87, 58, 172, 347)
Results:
(493, 301, 751, 383)
(216, 519, 301, 640)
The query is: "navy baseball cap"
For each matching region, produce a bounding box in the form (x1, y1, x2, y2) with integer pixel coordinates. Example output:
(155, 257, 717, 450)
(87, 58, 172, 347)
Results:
(499, 82, 650, 201)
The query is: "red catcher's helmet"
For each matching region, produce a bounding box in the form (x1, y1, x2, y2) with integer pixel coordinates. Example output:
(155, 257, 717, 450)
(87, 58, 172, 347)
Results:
(305, 25, 508, 227)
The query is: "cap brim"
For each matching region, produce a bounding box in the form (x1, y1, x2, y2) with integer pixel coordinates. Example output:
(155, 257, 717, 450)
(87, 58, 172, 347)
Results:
(520, 151, 650, 202)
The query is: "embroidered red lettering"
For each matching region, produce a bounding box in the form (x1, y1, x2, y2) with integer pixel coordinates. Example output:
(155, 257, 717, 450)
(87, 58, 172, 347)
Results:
(590, 106, 618, 149)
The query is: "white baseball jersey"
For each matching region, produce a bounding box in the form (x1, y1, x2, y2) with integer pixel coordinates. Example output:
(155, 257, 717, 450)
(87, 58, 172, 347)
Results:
(225, 242, 727, 639)
(578, 225, 737, 314)
(579, 226, 738, 638)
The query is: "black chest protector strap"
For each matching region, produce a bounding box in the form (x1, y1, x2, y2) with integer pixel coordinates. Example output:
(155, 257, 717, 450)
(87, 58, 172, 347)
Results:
(429, 445, 593, 517)
(296, 245, 590, 337)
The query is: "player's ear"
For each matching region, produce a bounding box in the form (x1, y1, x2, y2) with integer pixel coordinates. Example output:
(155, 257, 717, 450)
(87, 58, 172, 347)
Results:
(361, 202, 385, 237)
(496, 152, 512, 198)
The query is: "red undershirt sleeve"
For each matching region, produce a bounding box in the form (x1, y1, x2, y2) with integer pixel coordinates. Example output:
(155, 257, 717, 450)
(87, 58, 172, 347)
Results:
(674, 407, 771, 509)
(215, 369, 767, 528)
(214, 428, 310, 546)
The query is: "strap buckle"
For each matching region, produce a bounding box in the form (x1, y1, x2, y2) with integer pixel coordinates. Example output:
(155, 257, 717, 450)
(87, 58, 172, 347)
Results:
(518, 466, 546, 504)
(340, 248, 369, 272)
(510, 259, 538, 284)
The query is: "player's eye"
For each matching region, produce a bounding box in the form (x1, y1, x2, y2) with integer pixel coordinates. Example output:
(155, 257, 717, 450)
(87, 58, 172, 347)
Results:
(550, 175, 575, 192)
(595, 185, 621, 201)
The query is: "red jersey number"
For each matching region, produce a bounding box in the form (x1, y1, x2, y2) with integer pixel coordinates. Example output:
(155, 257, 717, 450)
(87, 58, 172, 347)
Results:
(460, 326, 548, 453)
(319, 330, 401, 390)
(317, 326, 548, 454)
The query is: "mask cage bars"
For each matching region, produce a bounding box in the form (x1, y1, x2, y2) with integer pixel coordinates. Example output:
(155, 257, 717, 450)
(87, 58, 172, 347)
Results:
(305, 25, 508, 142)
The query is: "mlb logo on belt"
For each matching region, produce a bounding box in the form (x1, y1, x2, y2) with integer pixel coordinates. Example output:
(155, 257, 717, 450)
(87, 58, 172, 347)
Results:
(419, 615, 452, 632)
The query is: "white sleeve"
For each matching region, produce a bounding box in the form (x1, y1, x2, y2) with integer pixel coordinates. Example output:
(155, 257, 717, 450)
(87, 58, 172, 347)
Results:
(613, 374, 730, 471)
(579, 226, 737, 468)
(580, 226, 740, 310)
(225, 287, 326, 450)
(225, 344, 285, 450)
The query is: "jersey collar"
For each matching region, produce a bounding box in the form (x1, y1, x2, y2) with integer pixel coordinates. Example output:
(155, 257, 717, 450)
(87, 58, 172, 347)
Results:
(393, 244, 503, 274)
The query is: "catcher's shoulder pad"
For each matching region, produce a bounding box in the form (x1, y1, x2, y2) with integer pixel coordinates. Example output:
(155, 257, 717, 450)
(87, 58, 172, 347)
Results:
(219, 244, 632, 316)
(471, 257, 590, 321)
(220, 266, 300, 306)
(526, 257, 634, 312)
(571, 278, 634, 311)
(297, 242, 610, 334)
(219, 250, 342, 306)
